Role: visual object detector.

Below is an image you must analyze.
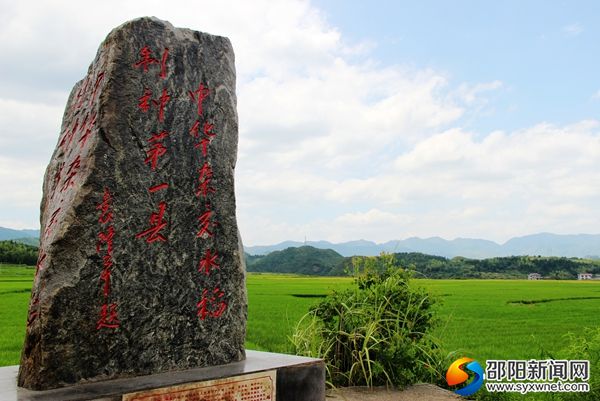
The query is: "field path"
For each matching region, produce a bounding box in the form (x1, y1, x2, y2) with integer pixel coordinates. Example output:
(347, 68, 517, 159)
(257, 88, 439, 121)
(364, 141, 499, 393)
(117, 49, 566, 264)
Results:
(327, 384, 461, 400)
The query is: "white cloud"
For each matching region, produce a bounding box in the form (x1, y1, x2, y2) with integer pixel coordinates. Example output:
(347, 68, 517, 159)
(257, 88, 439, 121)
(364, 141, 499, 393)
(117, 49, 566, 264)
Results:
(0, 0, 355, 229)
(239, 120, 600, 244)
(328, 209, 413, 242)
(0, 98, 64, 160)
(1, 0, 598, 246)
(456, 81, 503, 105)
(562, 23, 584, 37)
(0, 0, 342, 89)
(0, 156, 47, 226)
(238, 62, 464, 179)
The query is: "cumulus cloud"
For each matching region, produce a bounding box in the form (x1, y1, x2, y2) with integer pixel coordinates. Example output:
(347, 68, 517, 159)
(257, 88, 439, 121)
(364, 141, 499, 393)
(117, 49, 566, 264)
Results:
(0, 0, 352, 229)
(240, 120, 600, 245)
(0, 0, 595, 245)
(238, 63, 464, 176)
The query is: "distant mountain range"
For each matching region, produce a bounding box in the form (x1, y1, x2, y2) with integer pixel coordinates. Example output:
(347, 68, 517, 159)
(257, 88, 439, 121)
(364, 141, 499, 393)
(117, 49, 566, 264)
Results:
(245, 233, 600, 259)
(0, 227, 39, 239)
(1, 226, 599, 259)
(0, 227, 40, 246)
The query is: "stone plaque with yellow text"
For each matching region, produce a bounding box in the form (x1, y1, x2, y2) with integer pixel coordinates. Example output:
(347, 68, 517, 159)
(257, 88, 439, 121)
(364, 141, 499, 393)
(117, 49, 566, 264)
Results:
(123, 370, 276, 401)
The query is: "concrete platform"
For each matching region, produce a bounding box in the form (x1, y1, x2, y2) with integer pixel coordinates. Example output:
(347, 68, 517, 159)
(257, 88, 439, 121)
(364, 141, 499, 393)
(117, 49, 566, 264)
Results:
(0, 350, 325, 401)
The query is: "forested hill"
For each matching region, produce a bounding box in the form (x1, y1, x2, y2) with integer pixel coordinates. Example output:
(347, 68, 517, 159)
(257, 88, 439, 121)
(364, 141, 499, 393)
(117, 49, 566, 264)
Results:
(0, 241, 38, 265)
(348, 253, 600, 279)
(245, 246, 345, 276)
(246, 249, 600, 279)
(2, 238, 598, 279)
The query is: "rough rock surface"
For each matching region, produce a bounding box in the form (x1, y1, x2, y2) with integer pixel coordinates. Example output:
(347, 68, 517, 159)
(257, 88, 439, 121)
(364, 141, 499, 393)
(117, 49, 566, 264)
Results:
(19, 17, 246, 390)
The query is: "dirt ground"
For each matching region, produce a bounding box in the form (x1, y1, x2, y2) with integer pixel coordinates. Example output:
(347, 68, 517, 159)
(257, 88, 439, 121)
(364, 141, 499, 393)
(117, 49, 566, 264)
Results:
(327, 384, 462, 401)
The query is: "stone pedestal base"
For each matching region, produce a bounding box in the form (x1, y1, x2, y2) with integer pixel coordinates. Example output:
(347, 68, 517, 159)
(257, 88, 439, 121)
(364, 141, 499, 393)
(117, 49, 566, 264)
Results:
(0, 351, 324, 401)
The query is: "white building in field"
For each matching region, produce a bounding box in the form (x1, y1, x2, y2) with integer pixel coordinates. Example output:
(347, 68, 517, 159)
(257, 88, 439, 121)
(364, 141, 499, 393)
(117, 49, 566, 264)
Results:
(578, 273, 593, 280)
(528, 273, 542, 280)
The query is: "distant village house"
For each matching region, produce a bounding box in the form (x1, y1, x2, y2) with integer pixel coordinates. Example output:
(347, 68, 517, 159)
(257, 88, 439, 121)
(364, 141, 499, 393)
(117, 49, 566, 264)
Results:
(528, 273, 542, 280)
(578, 273, 593, 280)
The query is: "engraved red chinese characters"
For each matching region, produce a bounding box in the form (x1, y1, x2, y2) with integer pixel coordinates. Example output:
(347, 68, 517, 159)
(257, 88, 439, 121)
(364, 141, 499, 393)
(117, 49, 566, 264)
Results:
(61, 156, 81, 191)
(198, 248, 219, 275)
(96, 187, 119, 330)
(136, 201, 168, 243)
(144, 131, 169, 170)
(197, 288, 227, 320)
(193, 122, 216, 157)
(196, 162, 216, 197)
(197, 205, 217, 239)
(134, 46, 169, 79)
(97, 303, 120, 329)
(189, 83, 210, 117)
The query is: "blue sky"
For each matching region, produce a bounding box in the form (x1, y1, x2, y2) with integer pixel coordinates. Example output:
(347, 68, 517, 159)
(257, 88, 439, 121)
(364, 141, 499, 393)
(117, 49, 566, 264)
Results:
(0, 0, 599, 245)
(315, 0, 600, 133)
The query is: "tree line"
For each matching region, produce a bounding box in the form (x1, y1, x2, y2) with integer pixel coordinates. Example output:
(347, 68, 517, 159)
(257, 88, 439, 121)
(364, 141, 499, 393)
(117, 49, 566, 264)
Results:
(247, 246, 600, 279)
(346, 253, 600, 279)
(4, 239, 598, 279)
(0, 240, 38, 265)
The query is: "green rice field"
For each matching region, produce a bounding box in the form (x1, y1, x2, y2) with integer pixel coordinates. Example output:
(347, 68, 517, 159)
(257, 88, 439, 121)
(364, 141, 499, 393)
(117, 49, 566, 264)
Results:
(1, 264, 599, 366)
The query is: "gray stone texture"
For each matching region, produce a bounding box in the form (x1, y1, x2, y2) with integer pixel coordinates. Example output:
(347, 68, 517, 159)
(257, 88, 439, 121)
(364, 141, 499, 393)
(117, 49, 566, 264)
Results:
(18, 17, 246, 390)
(3, 351, 325, 401)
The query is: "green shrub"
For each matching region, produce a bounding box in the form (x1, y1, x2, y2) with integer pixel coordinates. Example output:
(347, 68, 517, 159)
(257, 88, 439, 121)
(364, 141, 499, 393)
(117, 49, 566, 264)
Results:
(291, 253, 447, 388)
(557, 328, 600, 401)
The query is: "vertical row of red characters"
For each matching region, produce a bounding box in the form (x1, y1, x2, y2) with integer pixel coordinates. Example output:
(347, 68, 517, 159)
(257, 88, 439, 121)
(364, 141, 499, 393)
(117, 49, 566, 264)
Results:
(96, 188, 119, 329)
(190, 82, 227, 320)
(134, 46, 171, 245)
(27, 64, 105, 328)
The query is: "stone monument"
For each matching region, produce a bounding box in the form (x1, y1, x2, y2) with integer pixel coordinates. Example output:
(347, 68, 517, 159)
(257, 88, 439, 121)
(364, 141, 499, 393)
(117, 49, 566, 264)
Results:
(8, 17, 325, 401)
(19, 17, 246, 390)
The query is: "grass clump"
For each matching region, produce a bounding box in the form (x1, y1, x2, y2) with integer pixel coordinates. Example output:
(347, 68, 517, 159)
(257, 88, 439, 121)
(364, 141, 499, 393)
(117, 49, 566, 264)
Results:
(291, 253, 447, 388)
(556, 328, 600, 401)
